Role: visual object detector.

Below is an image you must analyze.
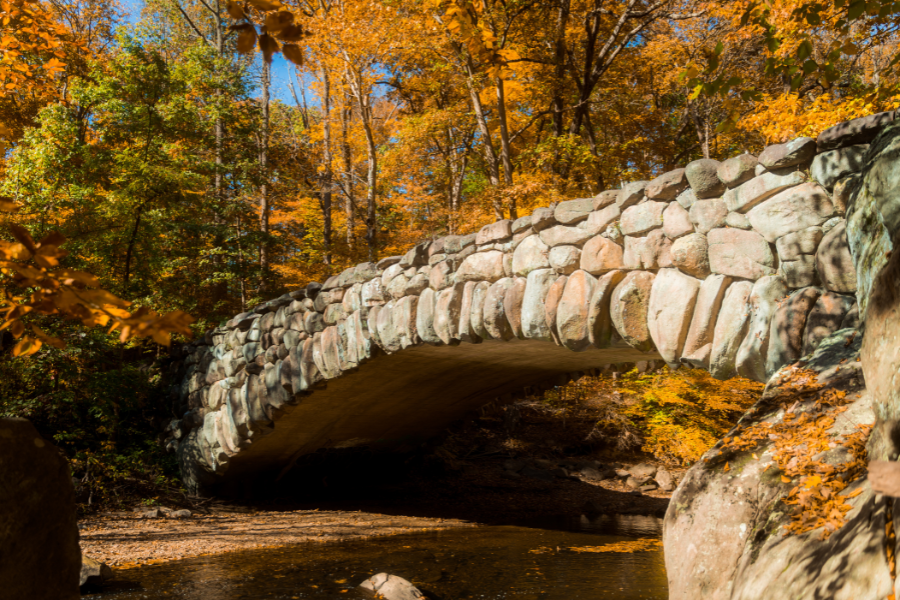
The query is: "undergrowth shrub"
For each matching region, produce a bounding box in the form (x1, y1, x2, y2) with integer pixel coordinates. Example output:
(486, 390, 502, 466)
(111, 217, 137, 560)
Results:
(0, 322, 182, 512)
(543, 367, 764, 466)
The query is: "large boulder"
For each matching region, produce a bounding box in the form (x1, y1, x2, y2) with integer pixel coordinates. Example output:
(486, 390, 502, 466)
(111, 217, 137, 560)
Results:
(707, 228, 776, 280)
(666, 330, 883, 600)
(620, 201, 666, 236)
(671, 233, 711, 278)
(646, 168, 688, 200)
(0, 418, 81, 599)
(610, 271, 656, 352)
(816, 221, 857, 293)
(758, 137, 816, 169)
(735, 275, 789, 382)
(717, 154, 758, 188)
(681, 274, 731, 369)
(765, 286, 822, 375)
(708, 280, 753, 379)
(685, 158, 726, 198)
(746, 182, 835, 243)
(556, 270, 597, 351)
(811, 144, 869, 190)
(647, 269, 701, 367)
(512, 234, 551, 276)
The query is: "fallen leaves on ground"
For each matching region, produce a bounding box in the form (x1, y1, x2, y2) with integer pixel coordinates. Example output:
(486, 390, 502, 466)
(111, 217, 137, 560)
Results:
(78, 509, 474, 569)
(567, 539, 663, 553)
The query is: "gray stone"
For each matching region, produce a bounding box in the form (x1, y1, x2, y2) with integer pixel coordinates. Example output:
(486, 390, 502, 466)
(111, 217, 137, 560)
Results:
(775, 226, 824, 261)
(593, 189, 620, 210)
(358, 573, 425, 600)
(618, 180, 648, 208)
(646, 168, 688, 200)
(735, 275, 789, 382)
(512, 234, 551, 276)
(457, 282, 481, 343)
(483, 278, 516, 341)
(663, 201, 694, 239)
(588, 270, 628, 348)
(405, 273, 429, 295)
(0, 418, 81, 599)
(816, 221, 857, 293)
(725, 170, 806, 213)
(802, 291, 855, 356)
(538, 224, 592, 247)
(580, 236, 624, 275)
(671, 233, 710, 279)
(80, 555, 113, 588)
(503, 277, 527, 338)
(676, 188, 697, 209)
(685, 158, 726, 198)
(811, 144, 869, 190)
(832, 173, 860, 216)
(648, 268, 701, 367)
(555, 198, 594, 225)
(717, 153, 758, 188)
(521, 269, 556, 342)
(544, 275, 568, 344)
(725, 211, 751, 229)
(655, 468, 675, 492)
(512, 215, 532, 234)
(707, 228, 775, 280)
(581, 204, 620, 235)
(531, 207, 556, 232)
(386, 274, 408, 300)
(610, 271, 656, 352)
(709, 280, 753, 379)
(620, 201, 666, 235)
(456, 250, 505, 283)
(476, 220, 512, 245)
(780, 255, 819, 288)
(766, 286, 822, 375)
(469, 281, 491, 340)
(415, 288, 440, 344)
(681, 274, 731, 369)
(817, 110, 895, 151)
(433, 284, 464, 345)
(429, 261, 453, 290)
(758, 136, 816, 169)
(381, 263, 404, 288)
(549, 245, 582, 275)
(689, 198, 727, 234)
(556, 270, 597, 351)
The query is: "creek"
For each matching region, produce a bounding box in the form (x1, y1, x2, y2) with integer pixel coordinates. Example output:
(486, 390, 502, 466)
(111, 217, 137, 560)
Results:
(86, 514, 667, 599)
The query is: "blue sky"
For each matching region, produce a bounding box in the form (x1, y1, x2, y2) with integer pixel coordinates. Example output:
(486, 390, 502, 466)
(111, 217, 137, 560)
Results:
(119, 0, 305, 104)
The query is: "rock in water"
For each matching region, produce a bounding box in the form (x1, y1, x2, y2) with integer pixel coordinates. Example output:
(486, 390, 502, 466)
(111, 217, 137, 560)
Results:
(80, 555, 113, 589)
(358, 573, 425, 600)
(0, 418, 81, 599)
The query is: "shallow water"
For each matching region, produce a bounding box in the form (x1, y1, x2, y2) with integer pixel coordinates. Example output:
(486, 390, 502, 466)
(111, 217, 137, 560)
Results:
(88, 514, 667, 600)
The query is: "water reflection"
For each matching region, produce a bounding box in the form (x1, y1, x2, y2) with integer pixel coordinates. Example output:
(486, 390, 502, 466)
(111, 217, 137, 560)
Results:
(88, 514, 667, 599)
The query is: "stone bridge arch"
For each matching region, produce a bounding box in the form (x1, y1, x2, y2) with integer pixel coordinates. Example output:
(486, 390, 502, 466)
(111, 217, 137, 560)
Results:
(168, 118, 870, 494)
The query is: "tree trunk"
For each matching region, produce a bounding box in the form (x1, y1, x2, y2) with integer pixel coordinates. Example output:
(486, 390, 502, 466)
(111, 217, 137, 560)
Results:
(320, 68, 333, 265)
(359, 102, 378, 261)
(259, 59, 271, 293)
(340, 90, 355, 251)
(495, 76, 516, 219)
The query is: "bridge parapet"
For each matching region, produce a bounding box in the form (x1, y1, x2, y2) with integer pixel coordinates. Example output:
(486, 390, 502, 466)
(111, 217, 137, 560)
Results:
(168, 112, 893, 493)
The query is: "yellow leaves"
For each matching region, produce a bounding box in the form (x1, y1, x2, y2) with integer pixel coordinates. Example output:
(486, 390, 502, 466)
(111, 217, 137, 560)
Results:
(12, 336, 40, 356)
(0, 196, 16, 212)
(226, 0, 246, 19)
(567, 539, 662, 553)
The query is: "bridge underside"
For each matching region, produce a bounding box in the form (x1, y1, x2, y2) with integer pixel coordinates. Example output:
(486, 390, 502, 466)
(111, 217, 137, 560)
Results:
(217, 339, 657, 493)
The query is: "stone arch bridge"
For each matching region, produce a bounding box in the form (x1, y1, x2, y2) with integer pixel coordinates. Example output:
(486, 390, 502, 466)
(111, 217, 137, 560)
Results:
(167, 113, 886, 494)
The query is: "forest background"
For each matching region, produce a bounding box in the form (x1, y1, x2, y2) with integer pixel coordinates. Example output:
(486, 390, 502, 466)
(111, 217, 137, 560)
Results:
(1, 0, 897, 508)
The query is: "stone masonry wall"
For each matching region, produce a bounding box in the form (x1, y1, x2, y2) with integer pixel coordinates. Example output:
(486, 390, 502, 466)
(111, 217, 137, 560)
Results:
(165, 112, 892, 485)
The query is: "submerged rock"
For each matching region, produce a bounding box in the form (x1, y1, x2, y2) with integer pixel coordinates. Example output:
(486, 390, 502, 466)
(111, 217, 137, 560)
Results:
(358, 573, 425, 600)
